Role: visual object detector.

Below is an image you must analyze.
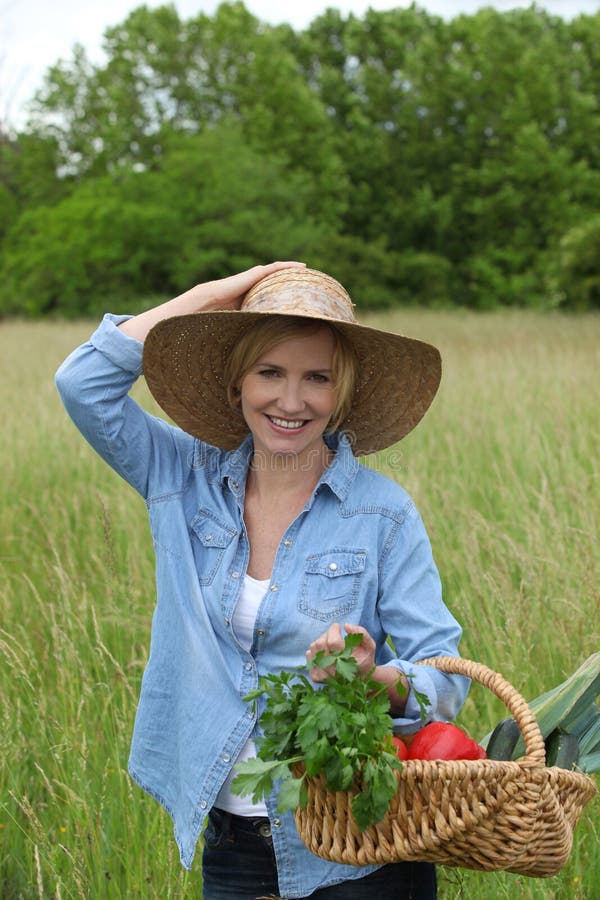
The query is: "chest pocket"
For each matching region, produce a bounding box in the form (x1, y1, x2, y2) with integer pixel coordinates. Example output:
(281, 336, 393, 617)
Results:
(298, 549, 367, 622)
(190, 508, 236, 586)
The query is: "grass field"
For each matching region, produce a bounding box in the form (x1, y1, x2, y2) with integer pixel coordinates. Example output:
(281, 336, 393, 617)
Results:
(1, 311, 598, 899)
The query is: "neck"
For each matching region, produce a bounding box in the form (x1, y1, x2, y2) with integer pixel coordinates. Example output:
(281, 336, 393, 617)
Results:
(247, 441, 333, 499)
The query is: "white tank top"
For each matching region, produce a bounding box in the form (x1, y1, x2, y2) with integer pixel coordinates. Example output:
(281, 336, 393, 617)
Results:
(215, 574, 270, 815)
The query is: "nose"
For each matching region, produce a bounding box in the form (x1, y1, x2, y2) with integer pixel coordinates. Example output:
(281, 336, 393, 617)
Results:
(277, 378, 305, 415)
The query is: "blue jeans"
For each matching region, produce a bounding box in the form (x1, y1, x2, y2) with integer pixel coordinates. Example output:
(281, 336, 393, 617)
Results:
(201, 808, 437, 900)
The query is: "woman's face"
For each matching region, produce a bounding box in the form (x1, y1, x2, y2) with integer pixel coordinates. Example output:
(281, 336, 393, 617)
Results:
(240, 326, 337, 463)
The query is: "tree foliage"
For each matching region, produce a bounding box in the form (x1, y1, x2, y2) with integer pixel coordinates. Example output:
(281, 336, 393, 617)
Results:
(1, 2, 598, 315)
(0, 124, 332, 316)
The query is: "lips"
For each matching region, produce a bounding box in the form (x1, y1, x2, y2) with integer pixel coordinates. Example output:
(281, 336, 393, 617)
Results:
(267, 415, 306, 430)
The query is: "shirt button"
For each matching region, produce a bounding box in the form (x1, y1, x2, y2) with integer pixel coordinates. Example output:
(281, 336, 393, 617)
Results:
(232, 480, 239, 488)
(270, 584, 279, 592)
(283, 539, 292, 547)
(224, 618, 230, 626)
(244, 662, 253, 671)
(200, 800, 207, 809)
(205, 534, 212, 541)
(222, 754, 231, 763)
(329, 562, 338, 572)
(231, 571, 241, 579)
(273, 818, 281, 827)
(257, 629, 265, 637)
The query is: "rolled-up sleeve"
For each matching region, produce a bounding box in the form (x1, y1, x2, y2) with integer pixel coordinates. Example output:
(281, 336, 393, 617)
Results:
(376, 503, 469, 729)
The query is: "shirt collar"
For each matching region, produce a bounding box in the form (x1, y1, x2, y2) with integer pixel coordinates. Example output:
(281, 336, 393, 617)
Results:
(319, 432, 359, 501)
(220, 431, 359, 502)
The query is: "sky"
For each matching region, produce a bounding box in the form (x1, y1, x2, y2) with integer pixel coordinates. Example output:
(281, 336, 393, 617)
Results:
(1, 0, 598, 128)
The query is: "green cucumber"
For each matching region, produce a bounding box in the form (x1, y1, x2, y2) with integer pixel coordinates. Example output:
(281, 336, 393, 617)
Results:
(485, 717, 521, 760)
(544, 729, 580, 770)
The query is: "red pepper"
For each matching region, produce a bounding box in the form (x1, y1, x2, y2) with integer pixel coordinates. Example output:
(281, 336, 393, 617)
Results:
(407, 722, 487, 761)
(392, 735, 409, 760)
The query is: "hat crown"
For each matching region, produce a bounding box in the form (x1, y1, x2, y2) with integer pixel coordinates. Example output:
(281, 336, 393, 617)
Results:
(242, 267, 356, 324)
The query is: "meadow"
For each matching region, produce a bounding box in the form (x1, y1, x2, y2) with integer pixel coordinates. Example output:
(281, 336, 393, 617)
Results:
(1, 311, 598, 898)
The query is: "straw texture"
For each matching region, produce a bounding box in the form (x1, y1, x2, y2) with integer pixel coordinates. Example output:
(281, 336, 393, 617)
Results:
(142, 268, 441, 456)
(293, 657, 597, 877)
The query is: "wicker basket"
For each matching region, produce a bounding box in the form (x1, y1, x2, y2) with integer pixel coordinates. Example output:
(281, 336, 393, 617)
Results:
(294, 657, 597, 877)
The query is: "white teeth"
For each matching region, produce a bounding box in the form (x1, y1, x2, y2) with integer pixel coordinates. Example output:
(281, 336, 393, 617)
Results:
(269, 416, 304, 429)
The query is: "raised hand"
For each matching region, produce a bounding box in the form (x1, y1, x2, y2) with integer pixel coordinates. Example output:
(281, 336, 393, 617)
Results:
(119, 260, 305, 341)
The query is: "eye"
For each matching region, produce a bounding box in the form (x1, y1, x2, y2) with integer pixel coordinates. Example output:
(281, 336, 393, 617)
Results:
(257, 368, 280, 378)
(307, 372, 331, 384)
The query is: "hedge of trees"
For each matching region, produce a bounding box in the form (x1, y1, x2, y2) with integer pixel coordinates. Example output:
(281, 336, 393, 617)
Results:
(0, 2, 598, 316)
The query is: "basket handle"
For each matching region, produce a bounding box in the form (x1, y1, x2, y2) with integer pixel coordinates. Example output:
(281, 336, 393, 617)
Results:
(417, 656, 546, 765)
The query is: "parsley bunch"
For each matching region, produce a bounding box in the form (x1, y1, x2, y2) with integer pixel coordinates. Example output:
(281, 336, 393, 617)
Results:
(231, 633, 429, 831)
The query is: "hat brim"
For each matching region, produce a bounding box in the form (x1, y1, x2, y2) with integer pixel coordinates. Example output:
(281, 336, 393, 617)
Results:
(142, 310, 441, 456)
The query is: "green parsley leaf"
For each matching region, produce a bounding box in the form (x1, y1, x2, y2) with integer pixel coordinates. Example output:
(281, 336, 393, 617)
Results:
(276, 773, 304, 814)
(233, 635, 431, 832)
(230, 758, 299, 804)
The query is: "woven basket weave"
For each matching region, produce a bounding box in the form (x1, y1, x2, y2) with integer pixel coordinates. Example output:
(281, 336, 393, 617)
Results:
(294, 657, 597, 877)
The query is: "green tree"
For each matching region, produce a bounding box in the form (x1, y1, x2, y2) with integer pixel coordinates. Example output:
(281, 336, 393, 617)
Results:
(27, 3, 347, 225)
(0, 123, 333, 316)
(5, 2, 599, 313)
(0, 131, 66, 239)
(550, 216, 600, 310)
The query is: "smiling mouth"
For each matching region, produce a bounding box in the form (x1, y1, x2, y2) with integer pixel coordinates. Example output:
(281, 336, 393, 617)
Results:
(267, 415, 306, 430)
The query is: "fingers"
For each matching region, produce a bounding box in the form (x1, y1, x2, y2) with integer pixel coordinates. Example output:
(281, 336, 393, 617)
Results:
(343, 623, 369, 639)
(259, 261, 306, 275)
(345, 624, 376, 674)
(241, 261, 306, 292)
(306, 623, 344, 663)
(340, 623, 375, 653)
(207, 261, 307, 311)
(306, 622, 344, 662)
(308, 664, 331, 684)
(306, 623, 344, 682)
(306, 623, 377, 682)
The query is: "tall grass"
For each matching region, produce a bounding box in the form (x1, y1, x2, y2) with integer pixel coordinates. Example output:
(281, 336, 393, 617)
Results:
(1, 312, 598, 898)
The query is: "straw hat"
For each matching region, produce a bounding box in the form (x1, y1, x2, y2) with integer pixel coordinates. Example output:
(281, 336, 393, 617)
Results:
(142, 267, 441, 456)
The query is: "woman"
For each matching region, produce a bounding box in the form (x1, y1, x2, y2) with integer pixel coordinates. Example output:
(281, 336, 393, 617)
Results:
(55, 262, 468, 899)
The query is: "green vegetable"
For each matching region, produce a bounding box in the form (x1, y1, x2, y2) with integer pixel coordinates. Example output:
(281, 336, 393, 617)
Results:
(484, 717, 521, 761)
(545, 729, 580, 770)
(231, 634, 430, 831)
(481, 653, 600, 773)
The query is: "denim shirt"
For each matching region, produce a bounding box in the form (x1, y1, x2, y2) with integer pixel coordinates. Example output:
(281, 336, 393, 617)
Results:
(55, 314, 468, 897)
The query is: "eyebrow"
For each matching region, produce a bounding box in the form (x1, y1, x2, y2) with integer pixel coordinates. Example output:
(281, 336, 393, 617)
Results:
(253, 362, 333, 374)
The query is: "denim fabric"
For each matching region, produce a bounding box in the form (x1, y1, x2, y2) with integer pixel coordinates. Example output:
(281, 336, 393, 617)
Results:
(201, 808, 279, 899)
(202, 809, 437, 899)
(55, 314, 468, 898)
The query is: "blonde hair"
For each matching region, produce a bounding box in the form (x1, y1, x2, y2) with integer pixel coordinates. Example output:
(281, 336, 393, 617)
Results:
(224, 316, 358, 432)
